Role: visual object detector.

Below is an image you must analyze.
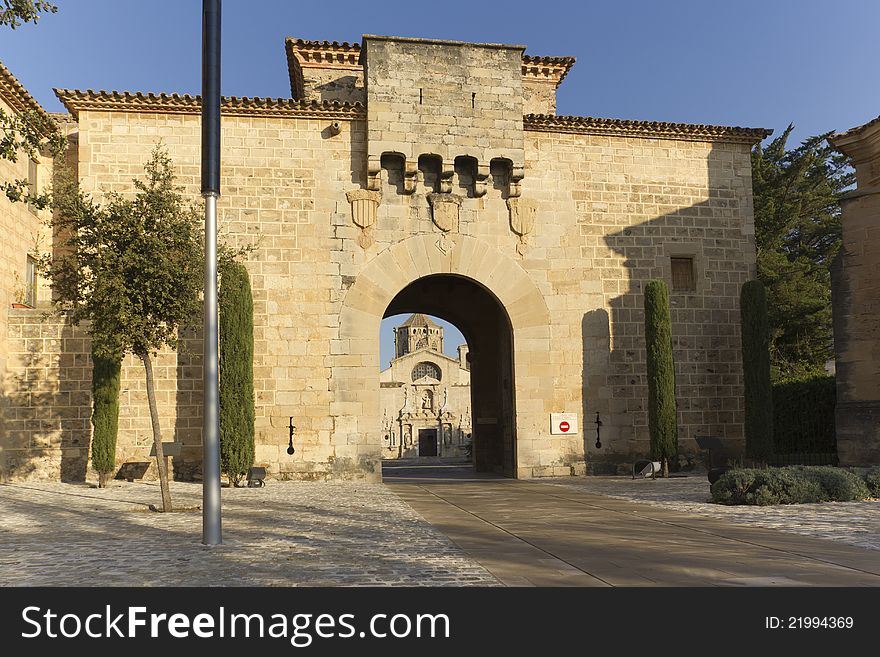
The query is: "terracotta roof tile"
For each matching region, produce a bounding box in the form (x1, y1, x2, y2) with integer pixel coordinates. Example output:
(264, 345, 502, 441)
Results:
(285, 38, 362, 98)
(521, 55, 576, 87)
(400, 314, 440, 329)
(828, 114, 880, 149)
(524, 113, 771, 144)
(0, 60, 56, 135)
(53, 89, 365, 120)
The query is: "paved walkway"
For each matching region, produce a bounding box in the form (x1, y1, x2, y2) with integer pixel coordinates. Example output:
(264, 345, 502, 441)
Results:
(0, 480, 499, 586)
(545, 473, 880, 551)
(385, 464, 880, 586)
(3, 467, 879, 587)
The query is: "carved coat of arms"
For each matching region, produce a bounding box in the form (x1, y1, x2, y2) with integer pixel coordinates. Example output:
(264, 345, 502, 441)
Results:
(345, 189, 381, 248)
(507, 197, 538, 255)
(428, 193, 462, 233)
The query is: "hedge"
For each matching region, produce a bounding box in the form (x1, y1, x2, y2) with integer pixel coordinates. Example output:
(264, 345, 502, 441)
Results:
(711, 466, 870, 505)
(772, 376, 836, 454)
(740, 281, 774, 461)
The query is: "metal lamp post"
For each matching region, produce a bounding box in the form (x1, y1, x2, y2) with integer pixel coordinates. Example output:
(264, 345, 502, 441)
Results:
(201, 0, 222, 546)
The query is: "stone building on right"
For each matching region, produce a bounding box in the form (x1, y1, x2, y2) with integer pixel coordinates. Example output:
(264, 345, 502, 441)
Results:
(829, 116, 880, 465)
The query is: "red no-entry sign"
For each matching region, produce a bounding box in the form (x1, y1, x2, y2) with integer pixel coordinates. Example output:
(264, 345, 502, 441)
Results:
(550, 413, 578, 435)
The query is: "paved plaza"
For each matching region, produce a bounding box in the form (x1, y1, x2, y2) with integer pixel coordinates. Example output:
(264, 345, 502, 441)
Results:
(545, 473, 880, 551)
(0, 479, 499, 586)
(1, 465, 879, 587)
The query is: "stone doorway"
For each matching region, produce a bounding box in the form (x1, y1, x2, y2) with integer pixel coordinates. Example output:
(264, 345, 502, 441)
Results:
(385, 274, 517, 477)
(418, 429, 438, 456)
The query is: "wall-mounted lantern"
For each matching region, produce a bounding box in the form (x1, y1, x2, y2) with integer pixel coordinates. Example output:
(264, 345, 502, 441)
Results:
(287, 416, 296, 456)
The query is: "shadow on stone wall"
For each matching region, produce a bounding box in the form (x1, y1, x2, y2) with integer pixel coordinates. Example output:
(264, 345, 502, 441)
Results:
(1, 313, 91, 481)
(580, 144, 752, 470)
(172, 328, 204, 481)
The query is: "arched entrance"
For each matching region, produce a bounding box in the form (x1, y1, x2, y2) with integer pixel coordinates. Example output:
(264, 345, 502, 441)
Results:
(385, 275, 516, 476)
(334, 233, 551, 482)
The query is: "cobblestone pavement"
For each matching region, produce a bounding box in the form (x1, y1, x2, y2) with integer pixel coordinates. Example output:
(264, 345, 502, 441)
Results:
(545, 474, 880, 551)
(0, 480, 500, 587)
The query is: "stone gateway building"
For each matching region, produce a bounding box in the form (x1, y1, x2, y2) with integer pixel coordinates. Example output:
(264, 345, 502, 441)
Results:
(829, 115, 880, 466)
(380, 314, 472, 459)
(0, 35, 772, 483)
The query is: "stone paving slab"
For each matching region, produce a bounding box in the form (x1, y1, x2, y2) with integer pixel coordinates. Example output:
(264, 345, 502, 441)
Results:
(543, 474, 880, 551)
(387, 470, 880, 587)
(0, 480, 500, 587)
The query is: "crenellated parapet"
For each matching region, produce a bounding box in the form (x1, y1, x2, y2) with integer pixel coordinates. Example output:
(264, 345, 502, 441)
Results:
(360, 35, 527, 199)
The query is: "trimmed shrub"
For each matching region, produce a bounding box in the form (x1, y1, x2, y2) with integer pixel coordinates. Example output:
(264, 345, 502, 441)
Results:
(711, 466, 870, 505)
(219, 261, 255, 486)
(772, 375, 836, 454)
(740, 280, 774, 461)
(644, 280, 678, 477)
(864, 468, 880, 498)
(91, 352, 122, 488)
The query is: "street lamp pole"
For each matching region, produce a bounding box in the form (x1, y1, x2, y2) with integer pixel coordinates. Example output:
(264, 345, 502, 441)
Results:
(201, 0, 222, 546)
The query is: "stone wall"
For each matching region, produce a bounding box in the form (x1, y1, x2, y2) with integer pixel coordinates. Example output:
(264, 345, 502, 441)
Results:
(829, 116, 880, 465)
(1, 35, 766, 482)
(0, 309, 204, 482)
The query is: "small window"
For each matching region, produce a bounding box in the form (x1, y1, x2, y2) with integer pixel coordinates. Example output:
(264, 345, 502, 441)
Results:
(28, 158, 38, 214)
(25, 256, 37, 306)
(412, 361, 442, 382)
(671, 257, 695, 292)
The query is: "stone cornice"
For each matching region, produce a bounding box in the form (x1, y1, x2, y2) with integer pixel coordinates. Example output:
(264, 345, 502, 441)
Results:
(828, 114, 880, 161)
(54, 89, 365, 120)
(521, 55, 576, 88)
(0, 60, 56, 135)
(285, 38, 362, 99)
(524, 113, 772, 144)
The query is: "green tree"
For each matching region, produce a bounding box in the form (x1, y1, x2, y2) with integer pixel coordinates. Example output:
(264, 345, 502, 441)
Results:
(44, 146, 204, 511)
(219, 261, 255, 486)
(1, 2, 65, 206)
(751, 125, 853, 379)
(91, 351, 122, 488)
(0, 0, 56, 29)
(644, 280, 677, 477)
(740, 280, 774, 461)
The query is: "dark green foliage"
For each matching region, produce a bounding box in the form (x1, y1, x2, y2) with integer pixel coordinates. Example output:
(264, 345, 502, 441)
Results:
(91, 351, 121, 488)
(752, 125, 854, 379)
(772, 375, 836, 454)
(711, 466, 869, 505)
(45, 146, 204, 510)
(219, 261, 255, 486)
(740, 280, 774, 461)
(1, 3, 65, 206)
(864, 469, 880, 498)
(0, 1, 57, 28)
(644, 280, 677, 476)
(45, 146, 204, 362)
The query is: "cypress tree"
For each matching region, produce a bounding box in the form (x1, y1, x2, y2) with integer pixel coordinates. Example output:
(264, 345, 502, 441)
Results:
(644, 280, 678, 477)
(740, 280, 774, 461)
(219, 261, 255, 486)
(91, 351, 121, 488)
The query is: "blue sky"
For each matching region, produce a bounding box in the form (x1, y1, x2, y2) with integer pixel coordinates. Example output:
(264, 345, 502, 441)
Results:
(3, 0, 878, 366)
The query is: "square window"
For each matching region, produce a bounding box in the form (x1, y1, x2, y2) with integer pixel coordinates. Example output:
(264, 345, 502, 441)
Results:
(671, 257, 695, 292)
